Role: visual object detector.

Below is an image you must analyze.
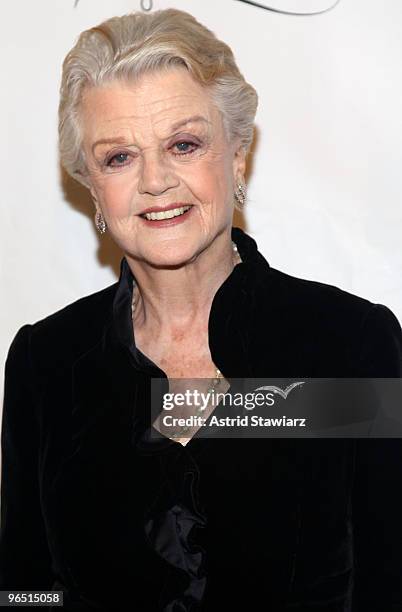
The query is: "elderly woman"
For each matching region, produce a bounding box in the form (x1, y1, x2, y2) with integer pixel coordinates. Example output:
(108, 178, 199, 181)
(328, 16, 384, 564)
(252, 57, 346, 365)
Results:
(1, 8, 402, 612)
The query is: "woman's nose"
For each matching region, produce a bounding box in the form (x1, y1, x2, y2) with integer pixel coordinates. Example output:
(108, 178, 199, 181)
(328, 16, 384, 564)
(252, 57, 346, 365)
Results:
(138, 150, 178, 196)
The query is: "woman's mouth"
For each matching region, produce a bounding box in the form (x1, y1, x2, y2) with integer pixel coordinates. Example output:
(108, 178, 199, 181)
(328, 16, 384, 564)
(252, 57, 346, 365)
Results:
(139, 204, 194, 227)
(141, 204, 192, 221)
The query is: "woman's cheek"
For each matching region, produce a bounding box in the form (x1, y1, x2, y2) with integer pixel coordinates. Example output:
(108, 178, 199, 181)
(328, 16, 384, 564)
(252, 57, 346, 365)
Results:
(101, 179, 136, 215)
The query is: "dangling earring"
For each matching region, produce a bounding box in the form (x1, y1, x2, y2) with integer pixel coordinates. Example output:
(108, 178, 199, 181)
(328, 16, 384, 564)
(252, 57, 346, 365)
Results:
(234, 183, 246, 209)
(95, 211, 107, 234)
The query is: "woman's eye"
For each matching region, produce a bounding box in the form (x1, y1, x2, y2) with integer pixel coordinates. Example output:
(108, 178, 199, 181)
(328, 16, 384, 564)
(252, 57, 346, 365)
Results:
(106, 152, 130, 167)
(172, 141, 198, 155)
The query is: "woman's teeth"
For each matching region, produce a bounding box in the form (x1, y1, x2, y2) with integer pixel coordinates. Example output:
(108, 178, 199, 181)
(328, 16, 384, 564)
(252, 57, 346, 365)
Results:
(143, 205, 192, 221)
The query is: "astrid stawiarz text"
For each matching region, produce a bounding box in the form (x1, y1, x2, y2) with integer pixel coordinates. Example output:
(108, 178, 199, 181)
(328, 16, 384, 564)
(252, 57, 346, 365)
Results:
(161, 415, 307, 428)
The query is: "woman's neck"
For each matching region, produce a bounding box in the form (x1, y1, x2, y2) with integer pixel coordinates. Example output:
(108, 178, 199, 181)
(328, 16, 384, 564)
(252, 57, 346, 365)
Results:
(126, 234, 240, 338)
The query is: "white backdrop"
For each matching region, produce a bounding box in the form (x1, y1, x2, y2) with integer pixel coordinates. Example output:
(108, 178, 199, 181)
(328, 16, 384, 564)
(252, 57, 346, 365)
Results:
(1, 0, 402, 405)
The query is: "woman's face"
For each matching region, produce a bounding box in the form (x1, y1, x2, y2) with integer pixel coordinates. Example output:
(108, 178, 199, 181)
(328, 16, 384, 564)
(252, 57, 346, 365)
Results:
(80, 67, 246, 267)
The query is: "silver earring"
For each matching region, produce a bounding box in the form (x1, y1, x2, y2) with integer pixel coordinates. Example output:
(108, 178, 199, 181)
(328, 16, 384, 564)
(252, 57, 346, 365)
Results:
(234, 183, 246, 208)
(95, 211, 107, 234)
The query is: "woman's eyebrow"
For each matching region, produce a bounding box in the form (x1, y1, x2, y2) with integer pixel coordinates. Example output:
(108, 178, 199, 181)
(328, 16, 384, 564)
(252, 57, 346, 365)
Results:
(92, 136, 131, 154)
(91, 116, 210, 153)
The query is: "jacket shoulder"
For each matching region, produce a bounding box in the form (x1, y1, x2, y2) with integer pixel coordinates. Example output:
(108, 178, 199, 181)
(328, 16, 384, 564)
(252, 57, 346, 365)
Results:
(25, 281, 118, 369)
(266, 266, 402, 375)
(269, 266, 372, 314)
(267, 265, 392, 328)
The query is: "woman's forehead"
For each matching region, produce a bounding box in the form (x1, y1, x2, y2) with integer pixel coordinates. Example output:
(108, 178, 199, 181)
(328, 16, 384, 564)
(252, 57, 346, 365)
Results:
(80, 71, 222, 144)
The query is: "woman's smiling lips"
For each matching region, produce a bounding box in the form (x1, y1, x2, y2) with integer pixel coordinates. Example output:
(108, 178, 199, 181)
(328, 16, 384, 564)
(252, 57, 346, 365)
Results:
(138, 203, 194, 227)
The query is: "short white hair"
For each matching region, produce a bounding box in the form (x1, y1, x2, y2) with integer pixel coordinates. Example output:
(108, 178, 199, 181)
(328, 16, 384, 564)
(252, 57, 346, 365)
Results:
(58, 8, 258, 186)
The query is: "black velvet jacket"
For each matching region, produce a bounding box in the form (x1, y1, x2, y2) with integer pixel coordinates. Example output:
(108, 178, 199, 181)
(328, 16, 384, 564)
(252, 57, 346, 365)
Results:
(1, 227, 402, 611)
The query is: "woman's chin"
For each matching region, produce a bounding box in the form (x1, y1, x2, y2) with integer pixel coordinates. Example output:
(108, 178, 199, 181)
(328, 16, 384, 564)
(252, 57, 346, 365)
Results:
(121, 244, 194, 269)
(144, 251, 199, 269)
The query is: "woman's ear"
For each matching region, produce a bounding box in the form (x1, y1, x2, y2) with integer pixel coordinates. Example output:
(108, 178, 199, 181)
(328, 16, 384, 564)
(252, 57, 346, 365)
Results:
(89, 186, 98, 207)
(233, 143, 247, 183)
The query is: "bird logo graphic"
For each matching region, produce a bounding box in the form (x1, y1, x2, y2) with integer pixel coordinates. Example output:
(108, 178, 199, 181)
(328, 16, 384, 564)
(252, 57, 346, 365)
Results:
(253, 381, 305, 399)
